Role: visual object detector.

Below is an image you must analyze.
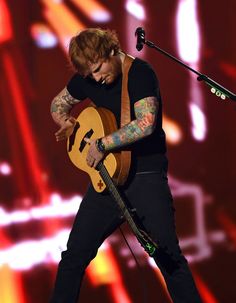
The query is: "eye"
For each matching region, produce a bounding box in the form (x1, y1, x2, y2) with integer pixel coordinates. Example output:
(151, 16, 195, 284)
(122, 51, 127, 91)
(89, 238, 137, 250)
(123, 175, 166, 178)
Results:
(93, 63, 102, 74)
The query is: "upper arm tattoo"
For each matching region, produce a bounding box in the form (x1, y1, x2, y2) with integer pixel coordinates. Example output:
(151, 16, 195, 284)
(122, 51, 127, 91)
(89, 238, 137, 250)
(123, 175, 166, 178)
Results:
(134, 96, 158, 133)
(50, 87, 81, 125)
(102, 96, 159, 151)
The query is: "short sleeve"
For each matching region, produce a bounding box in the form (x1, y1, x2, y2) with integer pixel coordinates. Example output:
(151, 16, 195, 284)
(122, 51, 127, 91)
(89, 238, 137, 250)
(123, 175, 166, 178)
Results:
(128, 59, 161, 104)
(66, 74, 88, 100)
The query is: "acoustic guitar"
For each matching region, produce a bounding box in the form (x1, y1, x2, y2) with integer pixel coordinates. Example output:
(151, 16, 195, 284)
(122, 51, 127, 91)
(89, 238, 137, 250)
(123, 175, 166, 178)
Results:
(67, 106, 121, 193)
(67, 106, 158, 257)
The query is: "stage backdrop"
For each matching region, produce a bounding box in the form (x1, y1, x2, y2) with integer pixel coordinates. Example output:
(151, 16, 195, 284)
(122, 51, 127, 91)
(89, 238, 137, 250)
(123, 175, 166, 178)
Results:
(0, 0, 236, 302)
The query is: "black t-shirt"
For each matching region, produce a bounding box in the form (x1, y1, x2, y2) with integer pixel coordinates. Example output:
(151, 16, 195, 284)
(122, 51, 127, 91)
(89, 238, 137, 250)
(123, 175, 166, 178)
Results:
(67, 58, 167, 173)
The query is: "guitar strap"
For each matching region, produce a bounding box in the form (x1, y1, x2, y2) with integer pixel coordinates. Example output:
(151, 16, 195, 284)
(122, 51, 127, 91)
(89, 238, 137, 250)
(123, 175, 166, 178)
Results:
(117, 54, 134, 185)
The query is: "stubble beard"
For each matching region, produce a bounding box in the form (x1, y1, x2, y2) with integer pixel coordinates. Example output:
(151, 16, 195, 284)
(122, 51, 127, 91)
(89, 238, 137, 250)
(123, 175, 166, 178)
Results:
(107, 56, 122, 84)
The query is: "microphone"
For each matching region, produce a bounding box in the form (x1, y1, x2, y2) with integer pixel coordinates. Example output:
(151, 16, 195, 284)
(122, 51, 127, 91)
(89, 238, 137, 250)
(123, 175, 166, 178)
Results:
(135, 27, 145, 51)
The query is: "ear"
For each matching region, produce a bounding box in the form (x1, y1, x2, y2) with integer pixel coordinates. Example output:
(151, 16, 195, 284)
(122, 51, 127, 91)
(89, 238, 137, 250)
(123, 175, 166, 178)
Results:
(110, 49, 115, 56)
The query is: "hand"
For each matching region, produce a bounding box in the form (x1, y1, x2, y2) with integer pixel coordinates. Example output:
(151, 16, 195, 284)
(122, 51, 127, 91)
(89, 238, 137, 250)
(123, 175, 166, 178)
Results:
(84, 138, 105, 168)
(55, 117, 76, 141)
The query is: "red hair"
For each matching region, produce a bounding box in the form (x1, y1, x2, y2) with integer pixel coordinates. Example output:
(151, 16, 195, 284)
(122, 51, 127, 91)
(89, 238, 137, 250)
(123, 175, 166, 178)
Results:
(69, 28, 120, 76)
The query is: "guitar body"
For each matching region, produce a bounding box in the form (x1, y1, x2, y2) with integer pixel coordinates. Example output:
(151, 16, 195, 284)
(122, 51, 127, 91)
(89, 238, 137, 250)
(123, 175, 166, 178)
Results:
(67, 107, 121, 192)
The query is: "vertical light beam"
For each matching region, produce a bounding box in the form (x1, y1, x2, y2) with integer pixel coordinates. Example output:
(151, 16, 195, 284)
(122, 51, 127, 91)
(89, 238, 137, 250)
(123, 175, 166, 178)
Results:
(176, 0, 207, 141)
(0, 0, 13, 44)
(70, 0, 111, 22)
(2, 51, 49, 202)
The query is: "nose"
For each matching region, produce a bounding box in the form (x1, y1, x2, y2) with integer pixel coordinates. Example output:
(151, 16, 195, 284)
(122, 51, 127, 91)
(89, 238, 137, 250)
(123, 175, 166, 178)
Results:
(92, 73, 102, 82)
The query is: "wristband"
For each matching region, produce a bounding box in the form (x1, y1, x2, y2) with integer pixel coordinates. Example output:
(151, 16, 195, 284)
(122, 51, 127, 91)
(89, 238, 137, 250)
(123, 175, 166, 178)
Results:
(96, 138, 106, 153)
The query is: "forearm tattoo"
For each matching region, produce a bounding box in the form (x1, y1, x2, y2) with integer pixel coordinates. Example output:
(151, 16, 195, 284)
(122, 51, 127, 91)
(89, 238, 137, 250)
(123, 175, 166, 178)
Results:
(50, 87, 81, 125)
(103, 96, 158, 151)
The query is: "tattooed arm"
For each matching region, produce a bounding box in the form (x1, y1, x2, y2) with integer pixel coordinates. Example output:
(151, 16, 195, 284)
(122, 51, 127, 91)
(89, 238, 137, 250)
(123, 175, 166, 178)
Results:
(51, 87, 81, 125)
(102, 96, 158, 151)
(50, 87, 81, 141)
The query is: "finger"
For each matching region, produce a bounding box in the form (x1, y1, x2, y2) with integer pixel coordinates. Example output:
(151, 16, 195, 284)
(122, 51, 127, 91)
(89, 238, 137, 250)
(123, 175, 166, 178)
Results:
(55, 133, 64, 139)
(67, 117, 77, 124)
(86, 158, 90, 166)
(55, 131, 61, 136)
(86, 156, 94, 167)
(93, 160, 99, 168)
(84, 138, 91, 144)
(55, 134, 66, 141)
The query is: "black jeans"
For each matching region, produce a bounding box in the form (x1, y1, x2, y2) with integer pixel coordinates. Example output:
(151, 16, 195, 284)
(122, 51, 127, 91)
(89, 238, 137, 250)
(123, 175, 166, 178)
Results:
(50, 170, 202, 303)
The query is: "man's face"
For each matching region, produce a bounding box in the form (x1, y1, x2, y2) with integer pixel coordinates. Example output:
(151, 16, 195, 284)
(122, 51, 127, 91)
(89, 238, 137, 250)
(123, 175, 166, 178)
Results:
(87, 53, 122, 85)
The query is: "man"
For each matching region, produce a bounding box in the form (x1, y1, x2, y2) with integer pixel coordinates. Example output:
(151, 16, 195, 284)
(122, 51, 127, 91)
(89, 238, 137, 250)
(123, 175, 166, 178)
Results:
(50, 28, 202, 302)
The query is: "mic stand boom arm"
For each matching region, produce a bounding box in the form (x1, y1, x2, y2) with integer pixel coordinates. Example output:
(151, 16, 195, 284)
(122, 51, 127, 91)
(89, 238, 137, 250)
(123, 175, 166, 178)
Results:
(143, 39, 236, 102)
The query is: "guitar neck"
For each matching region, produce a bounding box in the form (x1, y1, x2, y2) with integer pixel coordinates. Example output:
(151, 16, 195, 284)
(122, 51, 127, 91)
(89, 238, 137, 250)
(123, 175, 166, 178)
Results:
(97, 162, 146, 239)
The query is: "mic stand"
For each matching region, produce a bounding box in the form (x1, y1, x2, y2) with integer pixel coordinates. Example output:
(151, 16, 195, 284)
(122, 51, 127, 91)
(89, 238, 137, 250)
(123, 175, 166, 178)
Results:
(143, 39, 236, 101)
